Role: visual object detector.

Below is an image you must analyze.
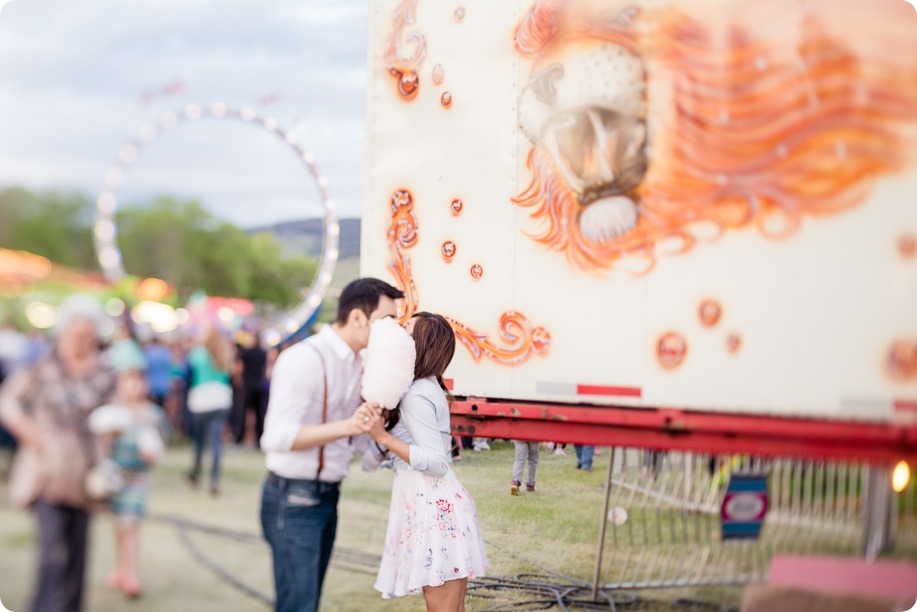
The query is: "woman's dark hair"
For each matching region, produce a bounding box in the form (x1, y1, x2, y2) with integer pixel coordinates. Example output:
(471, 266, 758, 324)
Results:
(335, 278, 404, 324)
(411, 312, 456, 387)
(383, 311, 456, 431)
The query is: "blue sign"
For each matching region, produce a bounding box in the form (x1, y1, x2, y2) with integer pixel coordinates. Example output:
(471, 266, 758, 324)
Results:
(721, 473, 768, 540)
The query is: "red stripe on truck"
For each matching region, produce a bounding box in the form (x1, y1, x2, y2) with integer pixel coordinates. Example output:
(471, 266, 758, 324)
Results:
(576, 385, 642, 398)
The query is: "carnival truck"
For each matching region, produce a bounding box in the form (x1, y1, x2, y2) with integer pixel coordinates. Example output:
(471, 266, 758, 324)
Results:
(359, 0, 917, 464)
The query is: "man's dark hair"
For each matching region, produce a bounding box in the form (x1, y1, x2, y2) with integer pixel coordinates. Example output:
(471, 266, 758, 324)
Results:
(335, 278, 404, 324)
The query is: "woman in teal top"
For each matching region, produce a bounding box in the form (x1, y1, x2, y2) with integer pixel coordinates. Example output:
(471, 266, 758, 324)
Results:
(185, 328, 234, 495)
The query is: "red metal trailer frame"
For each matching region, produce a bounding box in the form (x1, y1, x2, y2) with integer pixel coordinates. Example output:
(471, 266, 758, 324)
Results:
(451, 398, 917, 464)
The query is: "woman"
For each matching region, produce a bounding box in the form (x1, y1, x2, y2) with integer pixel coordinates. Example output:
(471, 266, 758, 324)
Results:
(363, 312, 488, 611)
(0, 295, 115, 612)
(185, 327, 233, 495)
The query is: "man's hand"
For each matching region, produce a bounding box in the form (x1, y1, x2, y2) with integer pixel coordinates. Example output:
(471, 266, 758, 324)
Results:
(286, 403, 384, 451)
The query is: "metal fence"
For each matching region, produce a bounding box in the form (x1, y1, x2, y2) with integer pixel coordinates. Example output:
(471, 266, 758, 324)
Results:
(593, 448, 916, 590)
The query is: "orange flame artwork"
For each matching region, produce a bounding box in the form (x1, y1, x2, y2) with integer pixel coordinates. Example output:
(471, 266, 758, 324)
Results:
(385, 0, 427, 100)
(512, 0, 917, 273)
(386, 189, 552, 365)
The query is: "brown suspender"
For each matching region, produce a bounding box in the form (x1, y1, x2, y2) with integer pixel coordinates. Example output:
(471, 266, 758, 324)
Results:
(309, 344, 329, 481)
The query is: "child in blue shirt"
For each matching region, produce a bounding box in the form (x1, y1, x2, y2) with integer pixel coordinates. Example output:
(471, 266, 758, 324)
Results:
(90, 340, 164, 599)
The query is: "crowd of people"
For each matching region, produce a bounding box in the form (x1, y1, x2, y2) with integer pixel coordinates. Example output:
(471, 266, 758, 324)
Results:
(0, 279, 601, 612)
(0, 296, 283, 608)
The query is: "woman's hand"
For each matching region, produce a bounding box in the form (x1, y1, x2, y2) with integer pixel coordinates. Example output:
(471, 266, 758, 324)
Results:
(355, 403, 389, 442)
(349, 402, 382, 436)
(363, 410, 388, 442)
(2, 409, 44, 452)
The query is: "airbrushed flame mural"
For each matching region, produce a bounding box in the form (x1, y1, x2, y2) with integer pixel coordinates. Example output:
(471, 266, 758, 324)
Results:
(364, 0, 917, 419)
(512, 0, 917, 272)
(385, 188, 552, 366)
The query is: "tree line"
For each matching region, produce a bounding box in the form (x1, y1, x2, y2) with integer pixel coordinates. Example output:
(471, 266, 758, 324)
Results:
(0, 187, 317, 308)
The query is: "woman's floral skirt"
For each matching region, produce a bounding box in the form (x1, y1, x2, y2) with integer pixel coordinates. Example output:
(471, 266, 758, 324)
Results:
(374, 468, 489, 598)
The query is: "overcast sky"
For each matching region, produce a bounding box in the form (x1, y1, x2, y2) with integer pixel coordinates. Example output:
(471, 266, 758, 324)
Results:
(0, 0, 368, 227)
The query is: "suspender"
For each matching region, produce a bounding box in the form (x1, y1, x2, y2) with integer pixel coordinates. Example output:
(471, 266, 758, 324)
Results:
(308, 344, 329, 481)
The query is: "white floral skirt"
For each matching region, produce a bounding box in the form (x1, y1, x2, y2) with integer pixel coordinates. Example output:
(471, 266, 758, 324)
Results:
(374, 468, 489, 598)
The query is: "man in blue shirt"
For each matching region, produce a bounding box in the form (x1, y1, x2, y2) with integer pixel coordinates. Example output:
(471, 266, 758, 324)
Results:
(144, 337, 172, 408)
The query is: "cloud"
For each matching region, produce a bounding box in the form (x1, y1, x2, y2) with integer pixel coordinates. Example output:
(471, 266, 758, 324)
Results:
(0, 0, 369, 225)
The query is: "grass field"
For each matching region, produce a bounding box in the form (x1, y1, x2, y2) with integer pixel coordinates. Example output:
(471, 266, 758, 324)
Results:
(0, 442, 743, 611)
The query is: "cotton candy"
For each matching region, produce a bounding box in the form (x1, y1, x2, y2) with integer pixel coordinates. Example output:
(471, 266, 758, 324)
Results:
(362, 317, 416, 409)
(88, 404, 133, 434)
(137, 427, 165, 462)
(85, 459, 124, 500)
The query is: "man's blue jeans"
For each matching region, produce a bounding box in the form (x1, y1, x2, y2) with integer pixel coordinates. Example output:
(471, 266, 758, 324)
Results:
(574, 444, 595, 470)
(260, 474, 340, 612)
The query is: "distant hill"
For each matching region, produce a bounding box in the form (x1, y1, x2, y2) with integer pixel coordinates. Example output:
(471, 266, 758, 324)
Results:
(248, 218, 361, 260)
(247, 217, 362, 289)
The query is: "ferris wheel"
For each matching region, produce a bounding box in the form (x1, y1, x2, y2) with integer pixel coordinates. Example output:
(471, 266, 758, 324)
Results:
(93, 102, 339, 347)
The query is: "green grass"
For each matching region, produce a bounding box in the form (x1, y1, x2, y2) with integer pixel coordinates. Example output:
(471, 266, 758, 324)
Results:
(0, 443, 747, 611)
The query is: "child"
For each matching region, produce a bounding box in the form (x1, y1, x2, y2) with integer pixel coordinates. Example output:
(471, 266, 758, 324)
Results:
(511, 440, 540, 495)
(91, 339, 165, 599)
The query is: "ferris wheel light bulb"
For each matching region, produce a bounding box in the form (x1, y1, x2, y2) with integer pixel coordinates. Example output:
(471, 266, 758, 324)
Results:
(159, 112, 178, 128)
(94, 220, 116, 242)
(96, 193, 116, 214)
(105, 167, 124, 187)
(118, 144, 138, 164)
(138, 124, 157, 142)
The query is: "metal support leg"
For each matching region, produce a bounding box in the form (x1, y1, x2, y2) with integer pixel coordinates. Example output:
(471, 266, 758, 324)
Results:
(861, 465, 892, 559)
(592, 448, 615, 601)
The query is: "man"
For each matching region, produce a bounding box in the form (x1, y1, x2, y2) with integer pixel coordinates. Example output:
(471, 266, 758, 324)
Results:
(0, 319, 28, 459)
(143, 336, 172, 408)
(0, 320, 28, 374)
(234, 331, 267, 447)
(259, 278, 402, 612)
(0, 347, 12, 480)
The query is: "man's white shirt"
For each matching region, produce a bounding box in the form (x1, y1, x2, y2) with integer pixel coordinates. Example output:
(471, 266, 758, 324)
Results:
(260, 326, 364, 482)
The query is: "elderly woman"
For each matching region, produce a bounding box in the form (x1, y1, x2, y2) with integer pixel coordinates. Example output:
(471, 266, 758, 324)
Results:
(0, 295, 114, 612)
